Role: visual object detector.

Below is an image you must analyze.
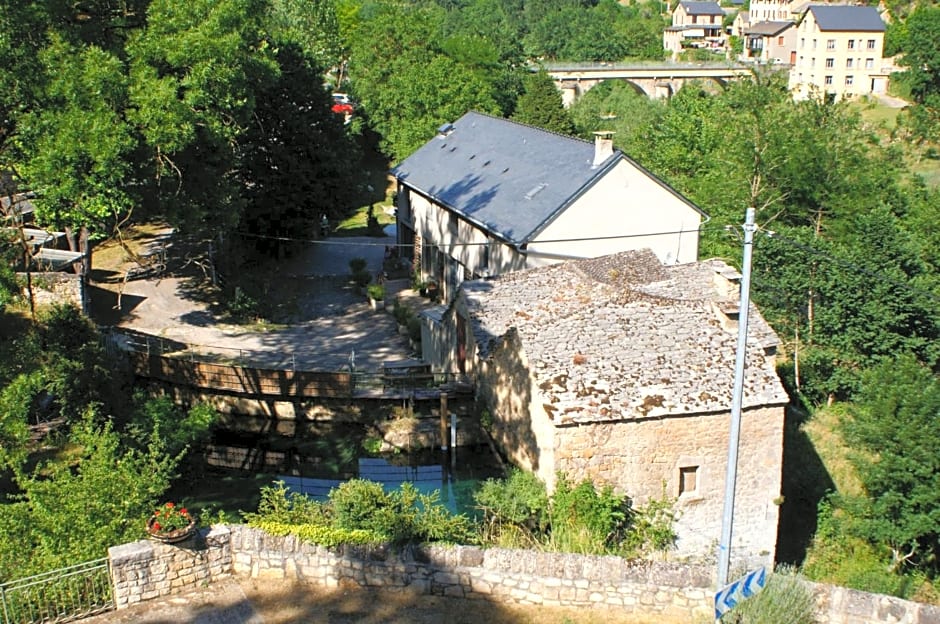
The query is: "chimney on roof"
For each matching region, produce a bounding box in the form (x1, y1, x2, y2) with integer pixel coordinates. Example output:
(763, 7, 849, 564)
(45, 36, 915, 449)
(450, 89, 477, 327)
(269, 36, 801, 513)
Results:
(437, 122, 455, 138)
(592, 131, 614, 167)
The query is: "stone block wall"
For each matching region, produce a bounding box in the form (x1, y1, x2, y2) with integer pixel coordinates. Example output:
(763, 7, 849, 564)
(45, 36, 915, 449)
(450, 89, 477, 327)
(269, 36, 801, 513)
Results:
(809, 582, 940, 624)
(108, 525, 232, 608)
(106, 525, 940, 623)
(552, 405, 785, 568)
(17, 271, 86, 313)
(228, 525, 715, 621)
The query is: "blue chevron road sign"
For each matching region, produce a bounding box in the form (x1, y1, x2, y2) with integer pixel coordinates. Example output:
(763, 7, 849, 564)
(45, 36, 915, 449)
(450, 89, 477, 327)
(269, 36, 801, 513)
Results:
(715, 566, 767, 619)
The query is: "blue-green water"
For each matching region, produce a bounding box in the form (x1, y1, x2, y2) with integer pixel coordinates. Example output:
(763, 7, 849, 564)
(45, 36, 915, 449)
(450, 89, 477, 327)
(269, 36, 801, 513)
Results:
(170, 420, 503, 519)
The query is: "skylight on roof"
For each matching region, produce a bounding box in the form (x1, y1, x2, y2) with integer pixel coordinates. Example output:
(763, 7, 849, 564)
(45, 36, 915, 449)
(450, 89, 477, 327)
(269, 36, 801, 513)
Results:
(524, 183, 547, 200)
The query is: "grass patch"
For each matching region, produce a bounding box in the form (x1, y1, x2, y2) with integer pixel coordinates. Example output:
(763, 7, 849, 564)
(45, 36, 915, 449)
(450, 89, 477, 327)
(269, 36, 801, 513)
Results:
(801, 405, 864, 498)
(91, 222, 171, 271)
(333, 202, 395, 237)
(912, 158, 940, 189)
(853, 98, 903, 130)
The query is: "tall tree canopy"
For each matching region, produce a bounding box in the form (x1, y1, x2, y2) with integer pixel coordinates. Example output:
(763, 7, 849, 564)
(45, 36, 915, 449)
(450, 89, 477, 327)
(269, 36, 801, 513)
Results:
(512, 70, 575, 135)
(347, 2, 501, 161)
(0, 0, 362, 257)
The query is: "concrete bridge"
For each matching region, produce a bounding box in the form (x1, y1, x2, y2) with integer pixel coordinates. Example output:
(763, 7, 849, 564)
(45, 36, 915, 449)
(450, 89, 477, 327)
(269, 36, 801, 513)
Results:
(540, 61, 756, 103)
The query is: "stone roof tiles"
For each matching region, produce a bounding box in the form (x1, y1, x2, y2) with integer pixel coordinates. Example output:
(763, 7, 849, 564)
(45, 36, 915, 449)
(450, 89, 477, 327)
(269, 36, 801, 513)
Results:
(462, 250, 788, 425)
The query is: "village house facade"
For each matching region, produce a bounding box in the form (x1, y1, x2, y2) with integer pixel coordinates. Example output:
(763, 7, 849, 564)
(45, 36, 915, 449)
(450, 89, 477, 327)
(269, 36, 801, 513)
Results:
(424, 250, 788, 565)
(663, 0, 726, 55)
(788, 5, 889, 100)
(392, 112, 706, 304)
(744, 20, 797, 64)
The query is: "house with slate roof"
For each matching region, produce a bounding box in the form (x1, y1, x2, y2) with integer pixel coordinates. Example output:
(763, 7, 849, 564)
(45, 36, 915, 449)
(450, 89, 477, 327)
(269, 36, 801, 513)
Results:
(663, 1, 726, 55)
(391, 112, 706, 304)
(427, 249, 788, 564)
(744, 20, 797, 63)
(788, 5, 889, 100)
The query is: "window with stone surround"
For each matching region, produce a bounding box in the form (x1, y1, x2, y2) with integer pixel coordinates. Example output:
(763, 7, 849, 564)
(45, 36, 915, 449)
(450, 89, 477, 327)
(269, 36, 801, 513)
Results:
(679, 466, 699, 495)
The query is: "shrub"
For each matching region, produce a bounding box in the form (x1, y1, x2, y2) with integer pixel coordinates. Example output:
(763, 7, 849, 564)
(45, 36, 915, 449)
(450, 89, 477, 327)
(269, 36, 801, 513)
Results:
(226, 286, 259, 322)
(623, 487, 678, 556)
(548, 475, 630, 555)
(406, 316, 422, 342)
(243, 481, 331, 526)
(724, 567, 817, 624)
(348, 257, 368, 273)
(802, 497, 908, 596)
(352, 270, 371, 288)
(249, 520, 378, 546)
(329, 479, 473, 545)
(366, 283, 385, 301)
(475, 469, 549, 545)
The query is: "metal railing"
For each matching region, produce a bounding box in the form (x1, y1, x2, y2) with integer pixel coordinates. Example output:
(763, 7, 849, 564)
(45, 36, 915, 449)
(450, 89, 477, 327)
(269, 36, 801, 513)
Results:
(0, 559, 113, 624)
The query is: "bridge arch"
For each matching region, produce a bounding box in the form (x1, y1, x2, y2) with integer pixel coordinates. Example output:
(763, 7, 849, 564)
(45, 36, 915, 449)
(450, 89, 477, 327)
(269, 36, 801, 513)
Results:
(541, 62, 757, 104)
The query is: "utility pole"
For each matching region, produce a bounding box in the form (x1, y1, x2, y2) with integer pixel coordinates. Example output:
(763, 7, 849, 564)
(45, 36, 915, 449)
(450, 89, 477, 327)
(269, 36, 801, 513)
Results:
(716, 206, 756, 591)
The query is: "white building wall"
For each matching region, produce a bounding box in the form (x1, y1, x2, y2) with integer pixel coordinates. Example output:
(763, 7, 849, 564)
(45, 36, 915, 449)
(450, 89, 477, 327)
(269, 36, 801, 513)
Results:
(531, 159, 702, 265)
(789, 12, 886, 100)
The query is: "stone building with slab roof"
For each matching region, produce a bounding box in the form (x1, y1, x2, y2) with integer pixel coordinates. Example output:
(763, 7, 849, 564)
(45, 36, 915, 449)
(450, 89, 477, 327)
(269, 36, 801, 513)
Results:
(425, 249, 788, 565)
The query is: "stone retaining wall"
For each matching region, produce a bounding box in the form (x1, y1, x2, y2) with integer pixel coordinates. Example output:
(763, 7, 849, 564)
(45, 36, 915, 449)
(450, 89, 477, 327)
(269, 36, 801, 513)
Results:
(107, 525, 940, 623)
(809, 581, 940, 624)
(228, 525, 715, 621)
(17, 271, 86, 312)
(108, 525, 232, 608)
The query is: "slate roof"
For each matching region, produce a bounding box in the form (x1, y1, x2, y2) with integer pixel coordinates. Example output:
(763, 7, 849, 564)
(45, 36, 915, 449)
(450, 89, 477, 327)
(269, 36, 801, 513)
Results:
(808, 5, 885, 31)
(462, 249, 787, 425)
(391, 111, 703, 248)
(679, 1, 725, 15)
(666, 23, 724, 31)
(746, 20, 794, 36)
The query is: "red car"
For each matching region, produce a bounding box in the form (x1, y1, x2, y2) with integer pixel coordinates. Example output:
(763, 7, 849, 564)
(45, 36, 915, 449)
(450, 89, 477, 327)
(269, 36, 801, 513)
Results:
(331, 93, 354, 116)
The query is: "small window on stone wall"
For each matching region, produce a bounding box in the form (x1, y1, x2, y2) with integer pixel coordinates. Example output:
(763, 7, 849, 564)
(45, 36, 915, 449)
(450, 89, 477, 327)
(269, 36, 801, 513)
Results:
(679, 466, 699, 495)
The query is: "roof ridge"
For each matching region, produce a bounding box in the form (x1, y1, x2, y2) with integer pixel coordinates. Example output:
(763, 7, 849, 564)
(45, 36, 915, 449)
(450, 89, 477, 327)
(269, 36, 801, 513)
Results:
(464, 109, 599, 151)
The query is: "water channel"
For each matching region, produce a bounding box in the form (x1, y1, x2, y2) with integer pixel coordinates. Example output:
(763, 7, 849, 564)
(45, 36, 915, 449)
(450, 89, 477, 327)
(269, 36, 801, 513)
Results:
(170, 415, 505, 519)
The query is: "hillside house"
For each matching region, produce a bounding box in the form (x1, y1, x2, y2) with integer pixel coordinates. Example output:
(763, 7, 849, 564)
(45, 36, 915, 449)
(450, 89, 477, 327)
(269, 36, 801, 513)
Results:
(426, 250, 788, 564)
(663, 1, 726, 54)
(391, 112, 706, 303)
(744, 20, 797, 64)
(788, 5, 889, 100)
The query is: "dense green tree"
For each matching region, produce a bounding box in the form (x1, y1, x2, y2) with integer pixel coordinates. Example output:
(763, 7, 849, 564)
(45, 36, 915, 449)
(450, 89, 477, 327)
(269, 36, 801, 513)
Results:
(842, 356, 940, 573)
(512, 70, 575, 135)
(268, 0, 343, 71)
(524, 5, 627, 61)
(347, 3, 500, 160)
(240, 44, 361, 242)
(897, 5, 940, 104)
(18, 36, 135, 249)
(895, 6, 940, 146)
(126, 0, 279, 233)
(569, 80, 663, 152)
(0, 413, 179, 579)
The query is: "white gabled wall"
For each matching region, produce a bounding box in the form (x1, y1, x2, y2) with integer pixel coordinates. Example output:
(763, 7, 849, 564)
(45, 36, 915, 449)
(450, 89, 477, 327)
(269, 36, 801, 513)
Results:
(531, 159, 702, 265)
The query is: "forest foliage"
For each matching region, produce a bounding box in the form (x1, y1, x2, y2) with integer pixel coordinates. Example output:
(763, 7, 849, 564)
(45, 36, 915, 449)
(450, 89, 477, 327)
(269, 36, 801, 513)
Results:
(0, 0, 938, 601)
(0, 303, 216, 581)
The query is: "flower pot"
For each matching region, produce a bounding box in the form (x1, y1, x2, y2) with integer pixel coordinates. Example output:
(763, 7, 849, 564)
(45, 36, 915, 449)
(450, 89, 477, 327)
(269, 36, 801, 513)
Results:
(146, 515, 197, 544)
